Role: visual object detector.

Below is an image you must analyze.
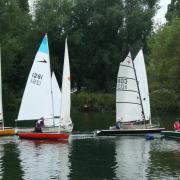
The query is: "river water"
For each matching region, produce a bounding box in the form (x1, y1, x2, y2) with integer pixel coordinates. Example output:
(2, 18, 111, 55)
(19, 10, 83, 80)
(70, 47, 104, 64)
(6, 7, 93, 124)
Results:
(0, 111, 180, 180)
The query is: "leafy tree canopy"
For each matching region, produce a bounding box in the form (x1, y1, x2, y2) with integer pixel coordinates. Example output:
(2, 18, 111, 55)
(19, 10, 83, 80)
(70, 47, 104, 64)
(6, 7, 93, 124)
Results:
(148, 18, 180, 111)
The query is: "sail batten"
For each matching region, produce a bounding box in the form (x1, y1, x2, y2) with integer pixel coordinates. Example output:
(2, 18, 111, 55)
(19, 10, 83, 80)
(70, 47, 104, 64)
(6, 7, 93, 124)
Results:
(116, 102, 141, 105)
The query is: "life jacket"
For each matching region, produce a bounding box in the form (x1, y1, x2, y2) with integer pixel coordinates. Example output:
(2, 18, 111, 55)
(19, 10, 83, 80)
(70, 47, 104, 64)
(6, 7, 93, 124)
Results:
(174, 121, 180, 130)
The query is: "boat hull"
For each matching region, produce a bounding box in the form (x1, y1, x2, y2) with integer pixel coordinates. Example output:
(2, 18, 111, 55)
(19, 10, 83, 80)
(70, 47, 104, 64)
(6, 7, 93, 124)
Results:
(161, 131, 180, 139)
(0, 128, 15, 136)
(96, 128, 165, 136)
(17, 132, 69, 140)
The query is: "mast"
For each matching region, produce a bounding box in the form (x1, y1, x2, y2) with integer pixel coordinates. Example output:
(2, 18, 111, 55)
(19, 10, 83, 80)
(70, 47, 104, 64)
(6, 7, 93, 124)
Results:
(0, 47, 4, 129)
(46, 34, 55, 126)
(131, 53, 146, 124)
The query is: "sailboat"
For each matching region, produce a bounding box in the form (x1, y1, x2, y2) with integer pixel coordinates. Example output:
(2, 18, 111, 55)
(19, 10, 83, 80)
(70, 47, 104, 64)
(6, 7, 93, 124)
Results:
(0, 48, 15, 136)
(96, 49, 164, 136)
(16, 34, 71, 140)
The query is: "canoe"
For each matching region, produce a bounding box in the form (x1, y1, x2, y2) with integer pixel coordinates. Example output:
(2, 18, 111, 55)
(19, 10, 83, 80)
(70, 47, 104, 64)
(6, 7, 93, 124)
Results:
(17, 132, 69, 140)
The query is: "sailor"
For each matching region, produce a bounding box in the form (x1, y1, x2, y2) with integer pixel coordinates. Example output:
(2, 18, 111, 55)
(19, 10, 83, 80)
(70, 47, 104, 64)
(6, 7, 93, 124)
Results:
(116, 121, 121, 129)
(34, 117, 45, 133)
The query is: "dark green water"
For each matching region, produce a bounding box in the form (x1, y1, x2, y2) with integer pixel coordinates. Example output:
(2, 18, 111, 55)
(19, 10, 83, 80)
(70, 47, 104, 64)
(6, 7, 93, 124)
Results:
(0, 111, 180, 180)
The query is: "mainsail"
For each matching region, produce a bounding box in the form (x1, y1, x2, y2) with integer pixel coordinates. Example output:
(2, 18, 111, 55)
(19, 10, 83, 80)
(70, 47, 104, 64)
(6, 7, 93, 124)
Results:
(134, 49, 151, 122)
(59, 39, 73, 132)
(17, 35, 53, 122)
(116, 52, 143, 123)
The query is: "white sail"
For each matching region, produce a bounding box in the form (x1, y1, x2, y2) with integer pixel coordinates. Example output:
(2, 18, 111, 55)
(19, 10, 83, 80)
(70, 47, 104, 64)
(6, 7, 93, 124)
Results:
(116, 52, 143, 123)
(59, 39, 73, 132)
(0, 48, 3, 124)
(17, 35, 53, 122)
(51, 72, 61, 126)
(134, 49, 151, 121)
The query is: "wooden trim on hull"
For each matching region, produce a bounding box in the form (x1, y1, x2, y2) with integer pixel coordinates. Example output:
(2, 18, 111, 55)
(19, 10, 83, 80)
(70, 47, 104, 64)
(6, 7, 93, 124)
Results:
(96, 128, 165, 136)
(0, 128, 15, 136)
(161, 131, 180, 139)
(17, 132, 69, 140)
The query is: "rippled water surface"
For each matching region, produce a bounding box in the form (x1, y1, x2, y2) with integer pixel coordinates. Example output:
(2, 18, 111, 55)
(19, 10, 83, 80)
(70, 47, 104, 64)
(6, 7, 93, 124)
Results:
(1, 112, 180, 180)
(0, 135, 179, 180)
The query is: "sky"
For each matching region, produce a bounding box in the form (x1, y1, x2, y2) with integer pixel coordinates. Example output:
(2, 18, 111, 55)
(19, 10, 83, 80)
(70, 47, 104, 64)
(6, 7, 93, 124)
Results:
(154, 0, 171, 24)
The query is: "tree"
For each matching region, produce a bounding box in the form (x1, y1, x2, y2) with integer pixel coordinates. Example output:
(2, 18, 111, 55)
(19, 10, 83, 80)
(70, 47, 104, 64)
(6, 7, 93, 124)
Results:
(34, 0, 158, 92)
(18, 0, 29, 12)
(0, 0, 33, 118)
(166, 0, 180, 21)
(148, 18, 180, 111)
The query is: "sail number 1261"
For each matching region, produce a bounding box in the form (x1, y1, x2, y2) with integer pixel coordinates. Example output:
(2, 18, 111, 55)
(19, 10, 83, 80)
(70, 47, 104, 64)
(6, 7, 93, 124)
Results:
(31, 72, 43, 85)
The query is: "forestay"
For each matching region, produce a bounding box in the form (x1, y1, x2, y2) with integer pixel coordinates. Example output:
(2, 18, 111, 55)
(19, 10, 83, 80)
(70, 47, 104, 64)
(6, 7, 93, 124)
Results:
(17, 35, 53, 122)
(116, 53, 143, 123)
(134, 49, 151, 121)
(0, 48, 3, 124)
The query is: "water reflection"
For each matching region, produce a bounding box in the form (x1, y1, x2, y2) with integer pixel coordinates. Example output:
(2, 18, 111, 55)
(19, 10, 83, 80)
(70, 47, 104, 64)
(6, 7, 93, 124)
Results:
(114, 137, 150, 180)
(0, 132, 179, 180)
(0, 136, 23, 180)
(69, 137, 117, 180)
(147, 139, 180, 179)
(0, 144, 4, 179)
(17, 139, 71, 180)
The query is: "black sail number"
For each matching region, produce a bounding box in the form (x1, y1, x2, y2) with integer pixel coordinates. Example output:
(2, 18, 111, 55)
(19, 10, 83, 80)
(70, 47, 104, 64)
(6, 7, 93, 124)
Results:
(31, 72, 43, 85)
(117, 78, 127, 90)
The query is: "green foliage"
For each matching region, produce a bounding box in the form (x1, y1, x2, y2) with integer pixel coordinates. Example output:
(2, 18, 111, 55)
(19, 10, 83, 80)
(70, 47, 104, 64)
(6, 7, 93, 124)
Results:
(166, 0, 180, 21)
(72, 92, 115, 111)
(0, 0, 160, 123)
(34, 0, 157, 92)
(0, 0, 33, 120)
(148, 18, 180, 111)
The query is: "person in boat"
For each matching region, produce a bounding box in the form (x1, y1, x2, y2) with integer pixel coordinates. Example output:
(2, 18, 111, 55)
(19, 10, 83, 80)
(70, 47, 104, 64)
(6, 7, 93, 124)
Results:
(116, 121, 121, 129)
(34, 117, 45, 133)
(174, 119, 180, 131)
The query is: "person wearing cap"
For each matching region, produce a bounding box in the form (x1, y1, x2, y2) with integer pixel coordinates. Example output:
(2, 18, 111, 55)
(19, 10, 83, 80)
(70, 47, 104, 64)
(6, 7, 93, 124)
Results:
(34, 117, 45, 133)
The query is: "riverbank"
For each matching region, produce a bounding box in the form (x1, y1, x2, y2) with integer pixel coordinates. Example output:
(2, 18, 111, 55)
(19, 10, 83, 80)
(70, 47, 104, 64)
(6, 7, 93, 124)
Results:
(72, 92, 115, 112)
